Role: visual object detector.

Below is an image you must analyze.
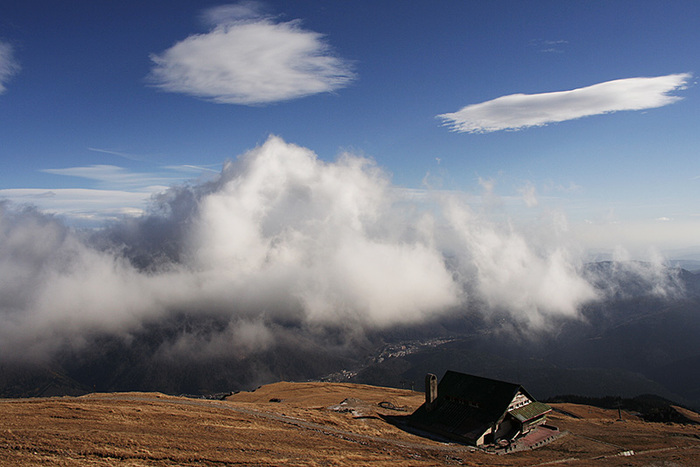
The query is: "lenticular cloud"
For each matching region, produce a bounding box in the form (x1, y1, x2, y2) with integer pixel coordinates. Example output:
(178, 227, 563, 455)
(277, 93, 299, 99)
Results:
(0, 136, 600, 361)
(438, 73, 691, 133)
(148, 4, 354, 105)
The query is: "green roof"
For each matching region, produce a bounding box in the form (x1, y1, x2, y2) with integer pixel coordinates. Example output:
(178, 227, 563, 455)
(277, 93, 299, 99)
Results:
(508, 401, 551, 422)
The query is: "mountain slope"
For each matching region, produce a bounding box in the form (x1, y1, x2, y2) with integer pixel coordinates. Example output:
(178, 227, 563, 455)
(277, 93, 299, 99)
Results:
(1, 382, 699, 466)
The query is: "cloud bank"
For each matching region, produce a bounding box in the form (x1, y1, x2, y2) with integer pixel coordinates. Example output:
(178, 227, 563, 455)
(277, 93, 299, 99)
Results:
(0, 188, 151, 223)
(148, 3, 354, 105)
(0, 163, 219, 224)
(0, 42, 19, 94)
(0, 137, 602, 362)
(438, 73, 691, 133)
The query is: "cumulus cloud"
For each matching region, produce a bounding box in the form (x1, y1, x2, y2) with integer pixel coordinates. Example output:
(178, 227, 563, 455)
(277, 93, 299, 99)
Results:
(148, 2, 354, 105)
(9, 136, 682, 364)
(0, 203, 177, 359)
(0, 41, 19, 94)
(440, 198, 596, 326)
(438, 73, 692, 133)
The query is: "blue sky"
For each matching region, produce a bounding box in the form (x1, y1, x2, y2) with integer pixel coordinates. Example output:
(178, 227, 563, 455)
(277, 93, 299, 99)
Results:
(1, 0, 699, 255)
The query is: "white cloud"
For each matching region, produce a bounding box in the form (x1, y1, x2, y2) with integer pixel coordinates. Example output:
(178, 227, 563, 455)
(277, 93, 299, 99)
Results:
(148, 3, 354, 105)
(0, 136, 608, 362)
(42, 165, 170, 190)
(518, 182, 538, 208)
(442, 198, 596, 326)
(529, 39, 569, 54)
(2, 164, 217, 224)
(0, 188, 151, 223)
(0, 42, 20, 94)
(164, 164, 221, 174)
(438, 73, 692, 133)
(42, 163, 217, 190)
(201, 1, 267, 26)
(3, 138, 698, 364)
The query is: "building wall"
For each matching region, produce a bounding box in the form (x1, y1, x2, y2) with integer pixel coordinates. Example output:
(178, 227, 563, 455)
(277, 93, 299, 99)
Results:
(494, 417, 520, 442)
(508, 391, 531, 411)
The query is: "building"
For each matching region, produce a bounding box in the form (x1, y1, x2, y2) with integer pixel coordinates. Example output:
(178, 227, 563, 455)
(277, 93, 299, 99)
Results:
(409, 371, 552, 446)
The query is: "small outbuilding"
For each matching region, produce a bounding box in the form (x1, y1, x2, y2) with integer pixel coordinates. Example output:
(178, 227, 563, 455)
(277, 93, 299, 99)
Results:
(409, 371, 551, 446)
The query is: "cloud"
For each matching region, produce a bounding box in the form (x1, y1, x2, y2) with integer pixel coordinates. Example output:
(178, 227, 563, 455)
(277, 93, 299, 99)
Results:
(148, 2, 354, 105)
(0, 188, 151, 223)
(584, 248, 684, 300)
(43, 165, 165, 190)
(0, 137, 608, 363)
(0, 41, 20, 94)
(164, 164, 220, 174)
(87, 147, 155, 162)
(200, 1, 268, 26)
(438, 73, 692, 133)
(41, 164, 202, 191)
(15, 164, 219, 224)
(529, 39, 568, 54)
(441, 197, 596, 327)
(518, 182, 538, 208)
(2, 161, 221, 225)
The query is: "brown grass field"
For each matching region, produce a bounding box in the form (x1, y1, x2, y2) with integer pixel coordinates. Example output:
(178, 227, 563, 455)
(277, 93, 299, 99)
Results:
(1, 381, 699, 466)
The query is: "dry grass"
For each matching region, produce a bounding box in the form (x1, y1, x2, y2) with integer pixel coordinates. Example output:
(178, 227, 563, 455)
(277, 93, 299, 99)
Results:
(1, 382, 699, 466)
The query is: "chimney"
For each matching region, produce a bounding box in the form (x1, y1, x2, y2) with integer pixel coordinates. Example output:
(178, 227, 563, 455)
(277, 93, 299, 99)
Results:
(425, 373, 438, 411)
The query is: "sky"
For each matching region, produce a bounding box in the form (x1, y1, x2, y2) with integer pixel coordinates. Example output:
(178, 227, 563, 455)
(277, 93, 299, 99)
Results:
(1, 0, 699, 255)
(1, 0, 698, 362)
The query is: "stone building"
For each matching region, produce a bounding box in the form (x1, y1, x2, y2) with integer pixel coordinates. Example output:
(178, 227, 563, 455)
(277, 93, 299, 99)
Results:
(409, 371, 552, 446)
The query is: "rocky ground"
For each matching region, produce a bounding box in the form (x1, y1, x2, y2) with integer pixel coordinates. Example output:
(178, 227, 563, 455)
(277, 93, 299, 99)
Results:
(1, 381, 699, 466)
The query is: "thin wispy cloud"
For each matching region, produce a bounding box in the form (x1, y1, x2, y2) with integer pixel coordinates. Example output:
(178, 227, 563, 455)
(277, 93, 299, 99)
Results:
(0, 42, 20, 94)
(1, 163, 220, 223)
(42, 164, 216, 191)
(529, 39, 568, 54)
(148, 2, 355, 105)
(0, 188, 150, 222)
(87, 148, 220, 174)
(42, 165, 175, 191)
(10, 164, 219, 223)
(87, 147, 149, 162)
(438, 73, 692, 133)
(164, 164, 221, 173)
